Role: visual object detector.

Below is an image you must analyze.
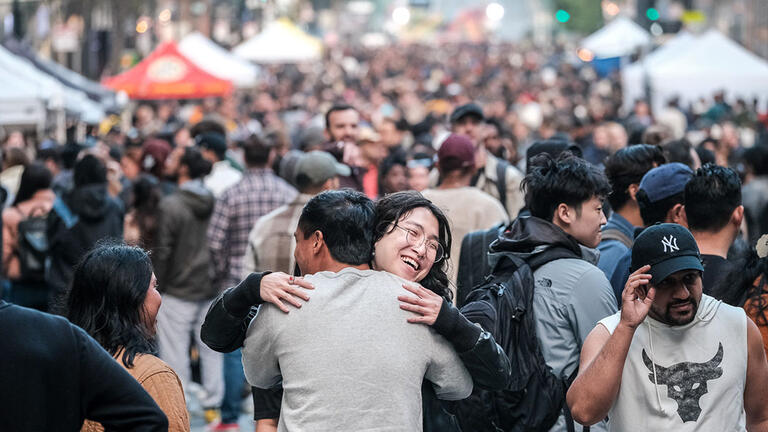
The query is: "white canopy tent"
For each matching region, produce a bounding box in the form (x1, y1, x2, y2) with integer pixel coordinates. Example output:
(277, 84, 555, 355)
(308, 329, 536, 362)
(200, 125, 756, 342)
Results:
(0, 44, 104, 124)
(580, 16, 652, 59)
(0, 69, 47, 126)
(621, 31, 697, 113)
(233, 19, 322, 64)
(179, 32, 259, 88)
(647, 30, 768, 115)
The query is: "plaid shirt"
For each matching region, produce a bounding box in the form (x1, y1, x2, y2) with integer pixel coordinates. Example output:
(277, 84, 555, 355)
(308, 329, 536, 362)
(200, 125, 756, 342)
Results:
(208, 168, 297, 291)
(242, 193, 312, 277)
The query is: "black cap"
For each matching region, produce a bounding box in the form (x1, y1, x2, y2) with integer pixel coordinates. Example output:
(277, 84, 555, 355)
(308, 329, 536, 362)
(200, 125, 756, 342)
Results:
(196, 132, 227, 159)
(631, 223, 704, 284)
(450, 103, 484, 124)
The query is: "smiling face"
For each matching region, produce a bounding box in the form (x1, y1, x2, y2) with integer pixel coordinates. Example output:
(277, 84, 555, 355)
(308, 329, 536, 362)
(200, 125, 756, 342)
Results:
(373, 207, 440, 282)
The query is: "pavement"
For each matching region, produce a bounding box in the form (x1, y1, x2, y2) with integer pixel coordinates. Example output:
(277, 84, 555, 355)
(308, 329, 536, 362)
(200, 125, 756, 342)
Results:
(187, 382, 254, 432)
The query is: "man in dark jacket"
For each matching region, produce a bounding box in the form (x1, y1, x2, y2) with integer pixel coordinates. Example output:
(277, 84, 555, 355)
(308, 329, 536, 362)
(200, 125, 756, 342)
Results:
(153, 147, 223, 414)
(0, 300, 167, 431)
(47, 155, 124, 311)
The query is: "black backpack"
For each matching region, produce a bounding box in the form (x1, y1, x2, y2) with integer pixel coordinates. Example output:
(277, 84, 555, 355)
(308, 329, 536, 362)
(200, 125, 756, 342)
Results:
(454, 247, 588, 432)
(13, 206, 50, 282)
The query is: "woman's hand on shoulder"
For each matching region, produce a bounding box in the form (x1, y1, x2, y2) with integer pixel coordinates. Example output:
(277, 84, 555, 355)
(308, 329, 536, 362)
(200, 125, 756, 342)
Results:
(261, 272, 314, 313)
(398, 283, 443, 326)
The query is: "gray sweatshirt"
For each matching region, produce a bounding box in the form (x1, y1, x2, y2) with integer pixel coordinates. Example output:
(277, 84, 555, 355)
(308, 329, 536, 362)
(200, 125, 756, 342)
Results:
(242, 268, 473, 432)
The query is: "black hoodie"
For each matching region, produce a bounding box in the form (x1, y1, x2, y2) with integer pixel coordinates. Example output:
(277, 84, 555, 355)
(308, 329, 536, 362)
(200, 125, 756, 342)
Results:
(47, 184, 124, 310)
(489, 216, 583, 262)
(153, 180, 216, 301)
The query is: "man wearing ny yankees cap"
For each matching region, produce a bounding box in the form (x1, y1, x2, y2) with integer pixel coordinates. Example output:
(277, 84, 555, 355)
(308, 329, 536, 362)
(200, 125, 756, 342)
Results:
(566, 223, 768, 431)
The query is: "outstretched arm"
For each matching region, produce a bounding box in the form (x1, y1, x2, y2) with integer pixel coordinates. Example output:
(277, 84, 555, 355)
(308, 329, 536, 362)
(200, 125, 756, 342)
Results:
(745, 316, 768, 431)
(567, 265, 654, 426)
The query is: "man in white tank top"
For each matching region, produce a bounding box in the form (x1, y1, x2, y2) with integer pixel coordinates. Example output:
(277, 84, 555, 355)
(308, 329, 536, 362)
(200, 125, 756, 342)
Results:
(565, 223, 768, 431)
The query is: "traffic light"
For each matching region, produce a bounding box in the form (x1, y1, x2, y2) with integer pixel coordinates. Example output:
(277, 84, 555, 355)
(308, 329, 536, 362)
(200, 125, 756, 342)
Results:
(555, 9, 570, 23)
(646, 7, 660, 21)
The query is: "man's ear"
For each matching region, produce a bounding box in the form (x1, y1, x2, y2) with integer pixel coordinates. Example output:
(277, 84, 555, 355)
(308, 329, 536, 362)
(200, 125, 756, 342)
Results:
(671, 203, 688, 227)
(628, 184, 640, 202)
(732, 205, 745, 228)
(311, 230, 324, 255)
(555, 203, 573, 225)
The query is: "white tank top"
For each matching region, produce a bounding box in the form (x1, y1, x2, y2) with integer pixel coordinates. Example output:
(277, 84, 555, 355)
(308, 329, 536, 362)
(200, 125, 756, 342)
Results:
(599, 294, 747, 431)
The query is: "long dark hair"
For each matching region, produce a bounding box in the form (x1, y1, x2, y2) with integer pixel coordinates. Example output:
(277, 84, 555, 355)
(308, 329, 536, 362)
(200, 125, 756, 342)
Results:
(66, 243, 157, 368)
(373, 191, 453, 301)
(12, 162, 52, 206)
(131, 175, 162, 249)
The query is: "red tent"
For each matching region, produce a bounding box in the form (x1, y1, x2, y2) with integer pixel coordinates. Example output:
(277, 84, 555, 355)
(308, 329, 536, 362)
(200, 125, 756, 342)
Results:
(103, 41, 232, 99)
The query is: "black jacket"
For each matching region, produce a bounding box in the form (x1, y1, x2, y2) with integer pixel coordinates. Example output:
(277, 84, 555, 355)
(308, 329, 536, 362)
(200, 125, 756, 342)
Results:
(0, 301, 167, 431)
(154, 181, 216, 301)
(46, 184, 124, 309)
(200, 272, 512, 431)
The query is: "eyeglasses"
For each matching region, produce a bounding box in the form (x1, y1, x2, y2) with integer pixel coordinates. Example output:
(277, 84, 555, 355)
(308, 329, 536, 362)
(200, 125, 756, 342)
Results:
(394, 225, 445, 263)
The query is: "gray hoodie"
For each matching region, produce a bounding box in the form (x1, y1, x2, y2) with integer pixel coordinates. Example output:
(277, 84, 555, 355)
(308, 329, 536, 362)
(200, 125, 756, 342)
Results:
(154, 180, 216, 301)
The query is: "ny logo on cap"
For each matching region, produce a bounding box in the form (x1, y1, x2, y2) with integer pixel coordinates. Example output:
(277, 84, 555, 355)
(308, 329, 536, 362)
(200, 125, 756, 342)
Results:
(662, 235, 679, 253)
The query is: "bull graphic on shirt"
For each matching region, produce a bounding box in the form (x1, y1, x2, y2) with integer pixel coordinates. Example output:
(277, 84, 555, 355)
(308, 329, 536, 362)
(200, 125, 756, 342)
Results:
(642, 342, 724, 423)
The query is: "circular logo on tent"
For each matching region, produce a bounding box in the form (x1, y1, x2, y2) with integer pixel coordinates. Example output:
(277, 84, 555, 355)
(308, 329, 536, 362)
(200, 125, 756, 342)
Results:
(147, 56, 188, 82)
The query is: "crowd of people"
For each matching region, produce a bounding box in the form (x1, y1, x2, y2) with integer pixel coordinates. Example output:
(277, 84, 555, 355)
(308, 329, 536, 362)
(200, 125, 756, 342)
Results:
(2, 40, 768, 431)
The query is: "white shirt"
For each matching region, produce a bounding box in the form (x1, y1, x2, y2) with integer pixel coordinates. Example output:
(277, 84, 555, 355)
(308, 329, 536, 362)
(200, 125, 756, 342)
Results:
(204, 160, 242, 198)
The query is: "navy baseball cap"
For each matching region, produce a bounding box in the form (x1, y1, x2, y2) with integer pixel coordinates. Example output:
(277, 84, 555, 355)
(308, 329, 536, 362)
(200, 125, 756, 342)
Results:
(631, 223, 704, 284)
(638, 162, 693, 203)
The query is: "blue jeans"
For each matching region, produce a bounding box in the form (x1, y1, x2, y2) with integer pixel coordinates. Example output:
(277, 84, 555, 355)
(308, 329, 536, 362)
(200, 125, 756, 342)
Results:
(221, 349, 245, 423)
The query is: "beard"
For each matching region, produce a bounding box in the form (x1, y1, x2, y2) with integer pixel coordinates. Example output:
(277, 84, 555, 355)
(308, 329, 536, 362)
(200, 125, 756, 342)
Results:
(652, 297, 699, 326)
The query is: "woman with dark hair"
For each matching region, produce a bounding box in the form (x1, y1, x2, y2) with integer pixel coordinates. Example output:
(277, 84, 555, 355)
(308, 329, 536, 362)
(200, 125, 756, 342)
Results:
(124, 175, 163, 249)
(203, 190, 510, 432)
(67, 243, 190, 432)
(377, 151, 409, 197)
(2, 162, 54, 310)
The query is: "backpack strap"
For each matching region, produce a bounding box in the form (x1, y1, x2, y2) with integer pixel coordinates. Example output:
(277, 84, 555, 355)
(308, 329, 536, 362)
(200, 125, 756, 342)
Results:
(601, 228, 633, 249)
(52, 196, 79, 229)
(564, 368, 590, 432)
(495, 158, 508, 212)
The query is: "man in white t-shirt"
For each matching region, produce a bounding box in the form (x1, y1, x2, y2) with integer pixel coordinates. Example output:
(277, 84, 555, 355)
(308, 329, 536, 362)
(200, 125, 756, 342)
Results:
(567, 223, 768, 431)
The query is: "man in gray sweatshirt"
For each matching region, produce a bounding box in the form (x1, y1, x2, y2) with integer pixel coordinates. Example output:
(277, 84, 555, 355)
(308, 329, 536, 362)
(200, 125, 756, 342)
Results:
(241, 190, 472, 431)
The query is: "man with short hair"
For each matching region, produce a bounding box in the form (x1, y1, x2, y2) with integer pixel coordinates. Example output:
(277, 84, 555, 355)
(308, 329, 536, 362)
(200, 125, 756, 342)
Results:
(609, 163, 693, 300)
(154, 147, 221, 420)
(207, 134, 297, 428)
(471, 153, 617, 431)
(437, 103, 525, 218)
(241, 190, 473, 431)
(598, 144, 666, 279)
(324, 104, 359, 144)
(197, 132, 242, 197)
(684, 164, 744, 294)
(322, 104, 364, 192)
(567, 223, 768, 430)
(422, 133, 508, 288)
